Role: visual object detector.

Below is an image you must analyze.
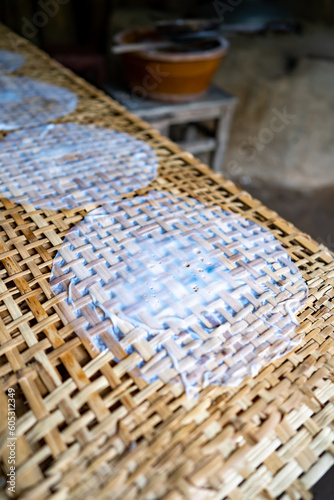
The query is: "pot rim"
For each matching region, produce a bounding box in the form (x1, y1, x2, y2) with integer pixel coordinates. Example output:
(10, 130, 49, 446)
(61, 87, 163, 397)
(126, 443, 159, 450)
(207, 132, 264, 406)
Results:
(113, 28, 229, 62)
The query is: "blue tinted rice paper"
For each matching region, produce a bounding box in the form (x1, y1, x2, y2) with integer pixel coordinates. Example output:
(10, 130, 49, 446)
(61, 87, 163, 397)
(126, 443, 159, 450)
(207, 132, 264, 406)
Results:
(0, 123, 158, 210)
(0, 50, 25, 73)
(50, 191, 308, 397)
(0, 75, 77, 131)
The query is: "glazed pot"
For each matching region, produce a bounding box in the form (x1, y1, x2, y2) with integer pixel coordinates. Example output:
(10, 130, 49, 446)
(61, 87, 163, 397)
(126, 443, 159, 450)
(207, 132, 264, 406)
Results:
(114, 29, 229, 103)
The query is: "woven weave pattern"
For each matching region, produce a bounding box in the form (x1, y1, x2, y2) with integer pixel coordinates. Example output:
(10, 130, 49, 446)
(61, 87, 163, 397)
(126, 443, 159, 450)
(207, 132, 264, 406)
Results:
(0, 49, 25, 73)
(51, 191, 308, 393)
(0, 123, 158, 209)
(0, 23, 334, 500)
(0, 75, 77, 130)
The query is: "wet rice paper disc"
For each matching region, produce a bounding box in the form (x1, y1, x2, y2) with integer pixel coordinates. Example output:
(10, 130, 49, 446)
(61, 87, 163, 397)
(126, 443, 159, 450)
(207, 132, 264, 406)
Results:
(0, 50, 25, 73)
(0, 75, 77, 131)
(0, 123, 158, 210)
(50, 191, 308, 395)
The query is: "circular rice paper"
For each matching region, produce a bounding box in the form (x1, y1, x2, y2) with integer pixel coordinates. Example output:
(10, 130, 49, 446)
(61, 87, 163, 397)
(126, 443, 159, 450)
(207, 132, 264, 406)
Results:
(0, 123, 158, 210)
(0, 75, 77, 131)
(0, 50, 25, 73)
(50, 191, 308, 396)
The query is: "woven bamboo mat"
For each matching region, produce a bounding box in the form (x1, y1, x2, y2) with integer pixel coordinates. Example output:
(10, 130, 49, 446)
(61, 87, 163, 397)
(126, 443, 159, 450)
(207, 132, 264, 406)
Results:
(0, 23, 334, 500)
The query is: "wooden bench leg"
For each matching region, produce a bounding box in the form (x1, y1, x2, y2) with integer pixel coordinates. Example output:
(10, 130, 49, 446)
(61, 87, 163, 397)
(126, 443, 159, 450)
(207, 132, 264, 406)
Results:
(212, 105, 236, 173)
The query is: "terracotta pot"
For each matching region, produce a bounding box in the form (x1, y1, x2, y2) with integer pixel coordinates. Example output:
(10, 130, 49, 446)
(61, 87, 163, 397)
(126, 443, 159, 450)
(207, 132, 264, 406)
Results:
(114, 29, 229, 103)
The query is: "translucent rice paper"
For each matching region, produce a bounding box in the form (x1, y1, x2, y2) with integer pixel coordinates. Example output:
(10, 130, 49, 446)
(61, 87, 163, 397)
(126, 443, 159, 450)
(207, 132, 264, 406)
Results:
(0, 50, 25, 73)
(0, 75, 77, 131)
(0, 123, 158, 210)
(50, 191, 308, 396)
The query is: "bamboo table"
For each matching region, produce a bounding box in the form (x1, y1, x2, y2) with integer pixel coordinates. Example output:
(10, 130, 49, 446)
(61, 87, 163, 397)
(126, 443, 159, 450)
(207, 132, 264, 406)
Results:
(0, 23, 334, 500)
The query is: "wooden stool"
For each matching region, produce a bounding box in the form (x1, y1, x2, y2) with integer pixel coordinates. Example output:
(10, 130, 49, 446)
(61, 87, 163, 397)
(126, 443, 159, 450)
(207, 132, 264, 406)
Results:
(103, 83, 237, 172)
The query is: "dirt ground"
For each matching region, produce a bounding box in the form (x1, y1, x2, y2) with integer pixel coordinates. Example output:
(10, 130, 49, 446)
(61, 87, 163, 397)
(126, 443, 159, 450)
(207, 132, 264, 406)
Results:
(243, 182, 334, 251)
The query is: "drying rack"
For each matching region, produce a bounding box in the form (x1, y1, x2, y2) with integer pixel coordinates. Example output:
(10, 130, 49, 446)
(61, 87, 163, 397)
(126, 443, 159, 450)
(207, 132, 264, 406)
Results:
(0, 23, 334, 500)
